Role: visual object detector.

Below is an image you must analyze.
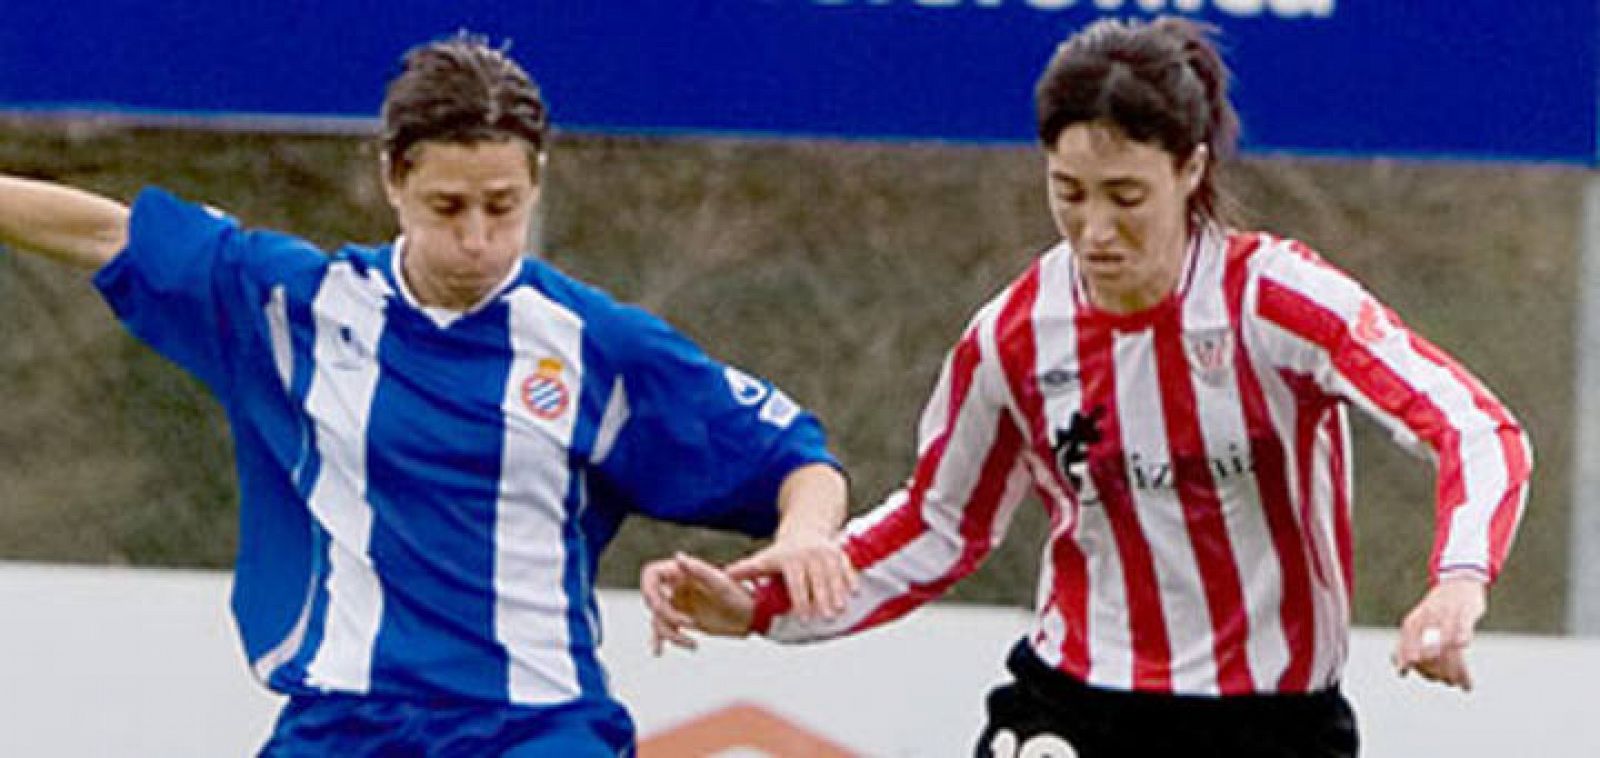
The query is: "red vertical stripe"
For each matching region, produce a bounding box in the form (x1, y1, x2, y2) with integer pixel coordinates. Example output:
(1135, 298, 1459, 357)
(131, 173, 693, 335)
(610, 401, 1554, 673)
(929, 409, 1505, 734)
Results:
(1280, 371, 1335, 592)
(1078, 314, 1173, 692)
(1325, 411, 1355, 594)
(995, 265, 1093, 678)
(1152, 318, 1255, 694)
(1224, 236, 1317, 692)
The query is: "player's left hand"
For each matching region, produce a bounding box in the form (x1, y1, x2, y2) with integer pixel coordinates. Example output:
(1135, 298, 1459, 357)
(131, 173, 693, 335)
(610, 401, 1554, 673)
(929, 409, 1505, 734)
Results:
(1392, 575, 1488, 691)
(725, 530, 857, 621)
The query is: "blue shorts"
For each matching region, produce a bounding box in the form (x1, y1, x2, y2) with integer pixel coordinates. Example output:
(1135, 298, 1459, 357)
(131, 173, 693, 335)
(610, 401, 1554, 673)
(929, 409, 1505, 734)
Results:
(258, 693, 635, 757)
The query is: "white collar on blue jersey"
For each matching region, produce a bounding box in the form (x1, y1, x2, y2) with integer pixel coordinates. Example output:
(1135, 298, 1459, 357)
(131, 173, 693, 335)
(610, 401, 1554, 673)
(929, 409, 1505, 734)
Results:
(390, 237, 525, 329)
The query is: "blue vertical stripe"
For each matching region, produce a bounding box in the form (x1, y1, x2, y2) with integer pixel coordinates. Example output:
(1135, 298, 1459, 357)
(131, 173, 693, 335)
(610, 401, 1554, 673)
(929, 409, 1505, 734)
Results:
(365, 301, 514, 700)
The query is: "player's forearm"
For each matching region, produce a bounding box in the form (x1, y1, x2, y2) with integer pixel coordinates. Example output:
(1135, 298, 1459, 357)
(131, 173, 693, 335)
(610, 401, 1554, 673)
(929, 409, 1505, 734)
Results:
(1428, 420, 1532, 584)
(0, 177, 129, 270)
(774, 463, 848, 541)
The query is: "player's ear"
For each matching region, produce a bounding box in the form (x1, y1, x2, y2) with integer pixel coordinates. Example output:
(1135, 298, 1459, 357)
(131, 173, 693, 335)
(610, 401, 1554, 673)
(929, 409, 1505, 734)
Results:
(1180, 144, 1208, 197)
(380, 155, 404, 211)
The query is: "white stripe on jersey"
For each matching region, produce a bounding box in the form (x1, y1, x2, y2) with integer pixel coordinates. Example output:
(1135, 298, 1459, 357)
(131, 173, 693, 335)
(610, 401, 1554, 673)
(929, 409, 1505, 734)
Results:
(303, 263, 391, 693)
(495, 288, 585, 705)
(591, 378, 629, 466)
(267, 286, 294, 387)
(1075, 497, 1131, 686)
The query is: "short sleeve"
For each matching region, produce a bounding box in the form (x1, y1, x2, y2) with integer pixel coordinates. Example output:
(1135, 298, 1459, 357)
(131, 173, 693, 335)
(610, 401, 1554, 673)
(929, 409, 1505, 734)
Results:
(93, 187, 326, 396)
(591, 304, 838, 537)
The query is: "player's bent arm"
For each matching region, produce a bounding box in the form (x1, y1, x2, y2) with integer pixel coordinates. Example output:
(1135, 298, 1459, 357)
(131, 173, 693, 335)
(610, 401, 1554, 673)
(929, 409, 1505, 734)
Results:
(0, 176, 130, 270)
(1250, 244, 1531, 582)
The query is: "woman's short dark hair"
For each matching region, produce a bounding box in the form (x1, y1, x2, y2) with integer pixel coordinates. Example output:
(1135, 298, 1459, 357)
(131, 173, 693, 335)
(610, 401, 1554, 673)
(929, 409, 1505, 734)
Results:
(1035, 17, 1239, 223)
(380, 33, 548, 180)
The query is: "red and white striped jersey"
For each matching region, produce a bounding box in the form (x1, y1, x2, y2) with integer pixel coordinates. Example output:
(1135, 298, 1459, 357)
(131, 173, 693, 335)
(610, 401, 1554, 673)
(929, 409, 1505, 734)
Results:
(754, 228, 1532, 696)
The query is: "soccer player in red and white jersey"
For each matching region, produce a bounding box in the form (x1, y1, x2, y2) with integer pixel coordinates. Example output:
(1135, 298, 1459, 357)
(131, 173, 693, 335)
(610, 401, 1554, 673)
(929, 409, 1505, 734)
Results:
(642, 16, 1531, 757)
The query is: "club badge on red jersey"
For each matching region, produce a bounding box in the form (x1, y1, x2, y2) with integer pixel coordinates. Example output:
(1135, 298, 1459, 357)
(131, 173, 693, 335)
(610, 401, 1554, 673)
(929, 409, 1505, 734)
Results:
(1184, 327, 1234, 383)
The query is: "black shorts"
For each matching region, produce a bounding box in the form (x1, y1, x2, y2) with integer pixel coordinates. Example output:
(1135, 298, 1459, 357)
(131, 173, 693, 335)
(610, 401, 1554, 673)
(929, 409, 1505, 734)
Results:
(975, 639, 1359, 758)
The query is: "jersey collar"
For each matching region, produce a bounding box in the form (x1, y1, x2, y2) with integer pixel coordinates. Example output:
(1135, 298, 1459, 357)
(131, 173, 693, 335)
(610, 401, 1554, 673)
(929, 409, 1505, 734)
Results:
(388, 237, 525, 329)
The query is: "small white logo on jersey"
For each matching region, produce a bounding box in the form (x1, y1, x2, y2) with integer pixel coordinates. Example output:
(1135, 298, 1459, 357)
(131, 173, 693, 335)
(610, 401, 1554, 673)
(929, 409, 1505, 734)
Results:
(724, 366, 769, 406)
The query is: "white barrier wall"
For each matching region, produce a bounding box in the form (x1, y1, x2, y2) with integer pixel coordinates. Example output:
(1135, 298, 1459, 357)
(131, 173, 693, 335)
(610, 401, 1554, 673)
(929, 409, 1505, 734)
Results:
(1, 562, 1596, 757)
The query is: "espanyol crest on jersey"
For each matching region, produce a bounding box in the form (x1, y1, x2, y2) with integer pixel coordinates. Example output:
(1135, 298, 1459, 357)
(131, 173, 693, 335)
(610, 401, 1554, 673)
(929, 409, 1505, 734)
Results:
(521, 357, 571, 420)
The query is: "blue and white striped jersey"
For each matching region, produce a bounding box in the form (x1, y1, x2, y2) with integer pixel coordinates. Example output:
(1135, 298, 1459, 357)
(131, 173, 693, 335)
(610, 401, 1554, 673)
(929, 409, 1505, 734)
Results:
(94, 188, 836, 709)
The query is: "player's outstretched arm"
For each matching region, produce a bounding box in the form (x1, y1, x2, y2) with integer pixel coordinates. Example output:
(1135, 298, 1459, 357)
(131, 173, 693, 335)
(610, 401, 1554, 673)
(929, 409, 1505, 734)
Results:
(0, 176, 130, 270)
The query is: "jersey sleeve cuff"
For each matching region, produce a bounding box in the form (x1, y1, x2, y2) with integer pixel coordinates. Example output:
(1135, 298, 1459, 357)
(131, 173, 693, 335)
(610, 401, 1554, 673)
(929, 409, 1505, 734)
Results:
(748, 576, 792, 636)
(1434, 563, 1493, 585)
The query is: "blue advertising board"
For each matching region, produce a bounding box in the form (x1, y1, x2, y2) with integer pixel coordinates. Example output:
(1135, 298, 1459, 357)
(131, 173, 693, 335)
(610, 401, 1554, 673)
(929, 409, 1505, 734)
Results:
(0, 1, 1594, 163)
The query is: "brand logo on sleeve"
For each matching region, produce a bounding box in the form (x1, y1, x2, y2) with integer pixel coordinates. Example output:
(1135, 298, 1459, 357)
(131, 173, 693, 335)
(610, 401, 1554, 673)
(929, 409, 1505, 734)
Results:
(521, 357, 571, 420)
(1354, 299, 1392, 345)
(724, 366, 798, 428)
(724, 366, 770, 406)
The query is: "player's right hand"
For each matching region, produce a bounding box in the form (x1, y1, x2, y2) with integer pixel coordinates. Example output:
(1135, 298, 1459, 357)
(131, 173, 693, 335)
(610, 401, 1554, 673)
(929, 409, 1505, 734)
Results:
(1392, 575, 1487, 691)
(640, 552, 756, 656)
(724, 532, 856, 621)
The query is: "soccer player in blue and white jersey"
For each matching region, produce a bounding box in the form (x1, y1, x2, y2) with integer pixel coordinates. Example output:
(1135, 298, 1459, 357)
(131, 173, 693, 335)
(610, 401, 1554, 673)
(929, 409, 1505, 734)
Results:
(0, 36, 855, 755)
